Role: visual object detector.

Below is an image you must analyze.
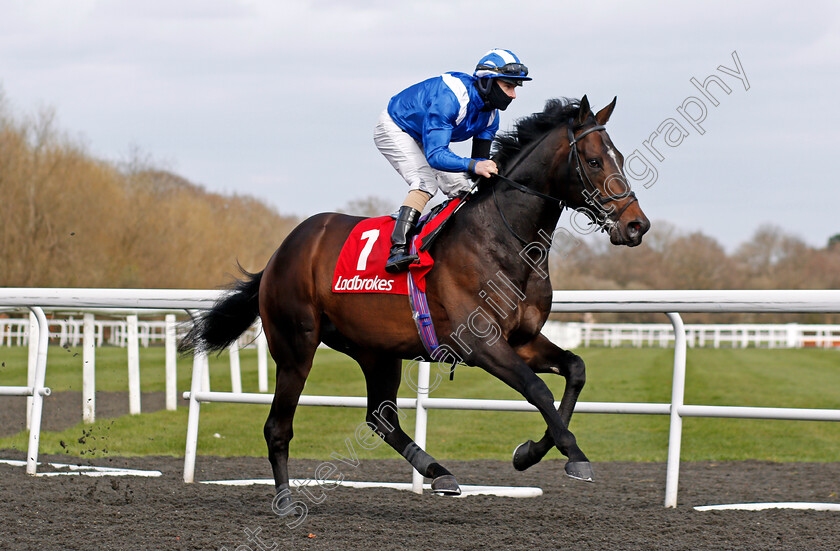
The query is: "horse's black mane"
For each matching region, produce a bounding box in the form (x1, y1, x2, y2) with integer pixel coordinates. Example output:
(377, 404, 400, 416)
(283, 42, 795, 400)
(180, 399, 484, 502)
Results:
(493, 97, 582, 169)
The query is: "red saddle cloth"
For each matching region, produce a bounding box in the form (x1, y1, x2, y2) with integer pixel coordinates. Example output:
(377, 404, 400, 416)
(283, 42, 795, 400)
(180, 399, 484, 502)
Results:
(332, 198, 461, 295)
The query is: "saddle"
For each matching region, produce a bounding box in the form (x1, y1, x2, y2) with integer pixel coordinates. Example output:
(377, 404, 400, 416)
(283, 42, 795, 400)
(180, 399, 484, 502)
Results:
(332, 198, 462, 296)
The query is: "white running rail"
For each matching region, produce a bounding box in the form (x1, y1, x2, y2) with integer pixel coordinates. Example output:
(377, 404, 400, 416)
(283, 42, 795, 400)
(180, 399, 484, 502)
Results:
(1, 288, 839, 508)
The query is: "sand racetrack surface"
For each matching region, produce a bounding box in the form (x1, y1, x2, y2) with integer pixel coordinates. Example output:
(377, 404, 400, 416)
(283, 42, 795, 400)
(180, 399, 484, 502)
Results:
(1, 450, 839, 550)
(1, 392, 839, 549)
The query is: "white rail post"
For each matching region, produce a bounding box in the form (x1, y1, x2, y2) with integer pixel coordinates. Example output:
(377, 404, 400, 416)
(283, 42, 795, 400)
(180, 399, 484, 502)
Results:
(26, 311, 38, 429)
(184, 349, 207, 483)
(82, 313, 96, 423)
(165, 314, 177, 411)
(26, 307, 50, 475)
(200, 354, 211, 392)
(786, 323, 798, 348)
(127, 314, 141, 414)
(229, 339, 242, 394)
(664, 312, 687, 508)
(412, 361, 431, 494)
(256, 321, 268, 393)
(140, 322, 150, 347)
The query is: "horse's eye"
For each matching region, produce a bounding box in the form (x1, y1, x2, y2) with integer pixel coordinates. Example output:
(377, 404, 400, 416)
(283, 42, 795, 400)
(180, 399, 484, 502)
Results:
(587, 159, 600, 168)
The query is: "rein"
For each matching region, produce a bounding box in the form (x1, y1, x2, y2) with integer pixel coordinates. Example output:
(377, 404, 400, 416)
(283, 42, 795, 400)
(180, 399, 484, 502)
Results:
(492, 119, 638, 246)
(492, 175, 563, 247)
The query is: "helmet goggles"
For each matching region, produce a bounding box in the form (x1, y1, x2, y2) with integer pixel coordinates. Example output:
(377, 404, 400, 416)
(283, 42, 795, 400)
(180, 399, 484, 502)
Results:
(474, 62, 530, 86)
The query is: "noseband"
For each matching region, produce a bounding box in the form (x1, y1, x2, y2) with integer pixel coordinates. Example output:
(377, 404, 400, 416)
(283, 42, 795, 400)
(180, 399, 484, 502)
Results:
(493, 119, 637, 246)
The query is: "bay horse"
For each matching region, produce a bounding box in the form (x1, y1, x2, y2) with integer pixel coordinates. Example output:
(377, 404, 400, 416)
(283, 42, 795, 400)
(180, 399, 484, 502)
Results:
(180, 96, 650, 509)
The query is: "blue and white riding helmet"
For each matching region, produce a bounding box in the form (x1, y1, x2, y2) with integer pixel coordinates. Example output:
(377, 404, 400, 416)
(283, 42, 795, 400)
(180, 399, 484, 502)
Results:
(473, 48, 532, 88)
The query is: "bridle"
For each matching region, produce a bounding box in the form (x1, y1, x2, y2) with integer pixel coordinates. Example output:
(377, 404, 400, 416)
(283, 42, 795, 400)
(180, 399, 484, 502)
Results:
(566, 120, 637, 221)
(492, 119, 637, 247)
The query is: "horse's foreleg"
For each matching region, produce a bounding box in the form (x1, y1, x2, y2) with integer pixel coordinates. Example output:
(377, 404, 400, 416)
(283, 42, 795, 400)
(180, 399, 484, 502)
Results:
(476, 342, 592, 481)
(511, 334, 588, 472)
(359, 353, 460, 495)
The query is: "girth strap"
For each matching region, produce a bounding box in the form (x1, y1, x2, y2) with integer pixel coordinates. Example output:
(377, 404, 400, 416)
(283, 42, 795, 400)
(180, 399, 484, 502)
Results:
(407, 236, 457, 379)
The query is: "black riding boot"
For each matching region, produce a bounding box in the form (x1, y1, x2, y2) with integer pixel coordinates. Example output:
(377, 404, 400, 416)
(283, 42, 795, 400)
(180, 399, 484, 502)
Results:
(385, 206, 421, 274)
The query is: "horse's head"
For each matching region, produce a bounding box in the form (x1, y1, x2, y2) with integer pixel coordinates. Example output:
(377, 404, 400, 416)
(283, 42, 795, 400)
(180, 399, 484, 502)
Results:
(560, 96, 650, 246)
(493, 97, 650, 247)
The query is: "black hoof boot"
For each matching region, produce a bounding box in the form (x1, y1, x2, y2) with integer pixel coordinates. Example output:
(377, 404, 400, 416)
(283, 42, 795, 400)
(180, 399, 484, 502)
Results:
(431, 474, 461, 496)
(564, 461, 594, 482)
(512, 440, 539, 471)
(272, 483, 295, 516)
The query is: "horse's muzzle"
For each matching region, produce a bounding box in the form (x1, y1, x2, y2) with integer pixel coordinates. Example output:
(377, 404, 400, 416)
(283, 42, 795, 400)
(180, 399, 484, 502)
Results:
(611, 215, 650, 247)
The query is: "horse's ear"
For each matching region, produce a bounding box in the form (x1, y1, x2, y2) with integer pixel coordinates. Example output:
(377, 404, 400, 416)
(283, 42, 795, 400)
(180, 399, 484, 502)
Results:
(575, 95, 591, 126)
(595, 96, 617, 125)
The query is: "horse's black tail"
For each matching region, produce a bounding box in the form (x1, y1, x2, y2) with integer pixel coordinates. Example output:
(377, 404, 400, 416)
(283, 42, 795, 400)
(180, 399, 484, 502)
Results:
(179, 268, 263, 355)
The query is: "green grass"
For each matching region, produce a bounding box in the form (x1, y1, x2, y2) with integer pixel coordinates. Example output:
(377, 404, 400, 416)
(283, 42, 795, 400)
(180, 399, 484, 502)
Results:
(0, 345, 264, 393)
(0, 345, 838, 462)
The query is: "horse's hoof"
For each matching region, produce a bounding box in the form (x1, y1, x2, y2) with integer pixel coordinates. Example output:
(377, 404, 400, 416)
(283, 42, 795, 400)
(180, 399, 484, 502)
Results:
(431, 474, 461, 496)
(564, 461, 594, 482)
(272, 483, 295, 517)
(513, 440, 537, 471)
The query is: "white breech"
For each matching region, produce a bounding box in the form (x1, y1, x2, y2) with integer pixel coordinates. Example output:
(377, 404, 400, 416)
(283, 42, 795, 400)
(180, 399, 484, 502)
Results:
(373, 109, 472, 199)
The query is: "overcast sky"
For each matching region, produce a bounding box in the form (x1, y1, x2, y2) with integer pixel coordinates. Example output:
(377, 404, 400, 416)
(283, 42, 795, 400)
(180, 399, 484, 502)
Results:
(1, 0, 838, 252)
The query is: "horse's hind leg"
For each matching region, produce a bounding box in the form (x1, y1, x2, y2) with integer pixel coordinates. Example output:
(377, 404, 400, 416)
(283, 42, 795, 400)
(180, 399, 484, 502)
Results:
(358, 353, 460, 495)
(512, 334, 588, 474)
(262, 313, 319, 514)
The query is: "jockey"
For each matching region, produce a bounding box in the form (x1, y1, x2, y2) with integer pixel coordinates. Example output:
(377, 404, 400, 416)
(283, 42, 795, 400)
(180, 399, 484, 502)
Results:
(374, 48, 531, 273)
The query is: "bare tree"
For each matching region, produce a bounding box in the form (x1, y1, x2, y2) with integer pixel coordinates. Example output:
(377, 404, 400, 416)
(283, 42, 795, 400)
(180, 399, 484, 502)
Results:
(734, 224, 809, 288)
(0, 101, 299, 288)
(336, 195, 396, 217)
